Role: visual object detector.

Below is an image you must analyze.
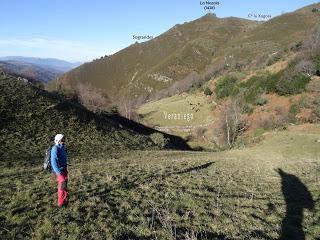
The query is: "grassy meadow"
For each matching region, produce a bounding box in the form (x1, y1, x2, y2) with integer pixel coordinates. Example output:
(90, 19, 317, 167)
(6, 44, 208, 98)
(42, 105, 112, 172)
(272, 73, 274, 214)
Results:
(1, 124, 319, 239)
(137, 93, 215, 128)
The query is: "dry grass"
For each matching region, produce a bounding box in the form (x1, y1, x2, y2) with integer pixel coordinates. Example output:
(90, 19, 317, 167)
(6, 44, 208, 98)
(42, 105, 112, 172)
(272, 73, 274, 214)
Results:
(1, 125, 319, 239)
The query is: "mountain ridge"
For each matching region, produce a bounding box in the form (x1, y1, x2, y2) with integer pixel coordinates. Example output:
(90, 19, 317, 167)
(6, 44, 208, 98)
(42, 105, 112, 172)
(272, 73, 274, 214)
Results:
(0, 56, 82, 72)
(48, 3, 320, 113)
(49, 12, 259, 99)
(0, 56, 83, 83)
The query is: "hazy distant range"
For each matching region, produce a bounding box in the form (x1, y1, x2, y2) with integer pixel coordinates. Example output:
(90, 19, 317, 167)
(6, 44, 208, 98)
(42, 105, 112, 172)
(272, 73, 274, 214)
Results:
(0, 56, 82, 83)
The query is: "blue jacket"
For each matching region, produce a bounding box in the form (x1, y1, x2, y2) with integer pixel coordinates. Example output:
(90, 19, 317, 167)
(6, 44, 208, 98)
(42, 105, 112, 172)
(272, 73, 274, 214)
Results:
(50, 144, 67, 175)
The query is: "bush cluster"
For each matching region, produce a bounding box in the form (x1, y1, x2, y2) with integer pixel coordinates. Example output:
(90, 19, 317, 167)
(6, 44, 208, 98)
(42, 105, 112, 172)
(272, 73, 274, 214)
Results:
(215, 69, 311, 103)
(150, 132, 169, 148)
(214, 75, 239, 99)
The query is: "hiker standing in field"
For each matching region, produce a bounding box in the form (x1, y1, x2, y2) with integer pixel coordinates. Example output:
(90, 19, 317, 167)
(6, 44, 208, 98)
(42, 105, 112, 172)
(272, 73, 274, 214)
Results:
(51, 134, 68, 207)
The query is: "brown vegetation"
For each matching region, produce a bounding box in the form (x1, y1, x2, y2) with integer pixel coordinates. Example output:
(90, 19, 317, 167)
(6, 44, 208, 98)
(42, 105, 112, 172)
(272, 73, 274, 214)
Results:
(215, 99, 248, 148)
(75, 83, 112, 113)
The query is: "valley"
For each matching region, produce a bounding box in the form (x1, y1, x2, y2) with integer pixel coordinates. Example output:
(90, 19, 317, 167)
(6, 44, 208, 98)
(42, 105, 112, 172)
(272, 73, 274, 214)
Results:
(1, 1, 320, 239)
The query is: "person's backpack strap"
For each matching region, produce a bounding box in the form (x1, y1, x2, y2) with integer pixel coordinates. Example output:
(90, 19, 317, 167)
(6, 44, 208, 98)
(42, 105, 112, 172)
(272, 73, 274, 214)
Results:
(43, 145, 53, 172)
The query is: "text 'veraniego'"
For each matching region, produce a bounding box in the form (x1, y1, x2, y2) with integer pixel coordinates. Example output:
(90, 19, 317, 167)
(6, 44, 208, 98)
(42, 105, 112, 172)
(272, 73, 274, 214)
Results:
(163, 112, 194, 122)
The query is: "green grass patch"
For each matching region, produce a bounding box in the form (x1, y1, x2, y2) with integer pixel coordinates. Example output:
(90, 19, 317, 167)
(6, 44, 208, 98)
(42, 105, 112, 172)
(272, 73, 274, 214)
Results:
(214, 75, 239, 99)
(1, 125, 320, 239)
(137, 93, 214, 127)
(275, 73, 311, 95)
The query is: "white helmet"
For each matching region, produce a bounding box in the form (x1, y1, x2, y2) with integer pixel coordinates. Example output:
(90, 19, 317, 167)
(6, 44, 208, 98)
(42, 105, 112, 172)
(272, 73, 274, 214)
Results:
(54, 134, 64, 144)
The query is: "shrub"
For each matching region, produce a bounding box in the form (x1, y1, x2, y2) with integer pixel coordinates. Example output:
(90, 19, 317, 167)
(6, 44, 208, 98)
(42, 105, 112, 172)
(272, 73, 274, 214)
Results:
(260, 118, 274, 129)
(150, 133, 169, 148)
(241, 104, 254, 114)
(291, 41, 303, 52)
(313, 55, 320, 76)
(204, 86, 213, 96)
(195, 127, 206, 138)
(242, 76, 265, 104)
(275, 71, 311, 95)
(267, 54, 281, 66)
(288, 103, 300, 122)
(238, 73, 281, 104)
(242, 128, 266, 146)
(111, 105, 119, 114)
(275, 106, 286, 116)
(243, 87, 262, 104)
(260, 116, 287, 130)
(289, 103, 300, 115)
(295, 60, 316, 76)
(315, 105, 320, 119)
(255, 97, 268, 106)
(313, 98, 320, 119)
(215, 75, 239, 99)
(301, 27, 320, 74)
(265, 73, 282, 92)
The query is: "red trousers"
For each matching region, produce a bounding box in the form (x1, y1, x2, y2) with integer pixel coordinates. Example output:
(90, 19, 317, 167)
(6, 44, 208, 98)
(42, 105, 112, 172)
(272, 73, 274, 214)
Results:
(56, 171, 68, 207)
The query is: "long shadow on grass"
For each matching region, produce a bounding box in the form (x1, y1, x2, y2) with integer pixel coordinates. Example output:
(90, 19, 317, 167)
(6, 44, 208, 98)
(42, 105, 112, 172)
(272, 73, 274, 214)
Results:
(276, 168, 314, 240)
(118, 162, 215, 191)
(79, 162, 215, 199)
(176, 162, 213, 174)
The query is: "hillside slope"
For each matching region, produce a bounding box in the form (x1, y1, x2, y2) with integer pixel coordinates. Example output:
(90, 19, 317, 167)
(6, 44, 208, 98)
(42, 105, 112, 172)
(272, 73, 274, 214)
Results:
(0, 56, 81, 72)
(0, 74, 189, 162)
(49, 3, 320, 109)
(48, 14, 259, 101)
(0, 60, 63, 83)
(212, 3, 320, 67)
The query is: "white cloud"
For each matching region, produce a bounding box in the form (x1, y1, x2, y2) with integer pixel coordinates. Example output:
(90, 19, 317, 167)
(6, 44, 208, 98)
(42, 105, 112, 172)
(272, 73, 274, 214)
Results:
(0, 37, 107, 62)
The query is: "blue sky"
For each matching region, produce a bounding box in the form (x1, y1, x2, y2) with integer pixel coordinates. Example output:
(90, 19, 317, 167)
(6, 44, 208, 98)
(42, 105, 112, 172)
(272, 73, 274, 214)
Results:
(0, 0, 318, 62)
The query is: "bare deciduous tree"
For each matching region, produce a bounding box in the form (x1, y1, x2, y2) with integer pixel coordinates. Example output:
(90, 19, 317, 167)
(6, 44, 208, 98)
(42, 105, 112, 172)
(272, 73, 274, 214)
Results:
(167, 71, 201, 96)
(75, 83, 111, 113)
(302, 26, 320, 58)
(217, 99, 248, 148)
(295, 60, 316, 76)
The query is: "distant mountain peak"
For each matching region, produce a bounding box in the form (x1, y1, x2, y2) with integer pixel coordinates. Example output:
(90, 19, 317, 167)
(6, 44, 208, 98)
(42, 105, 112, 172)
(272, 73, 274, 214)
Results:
(52, 2, 320, 111)
(204, 12, 217, 18)
(197, 12, 218, 22)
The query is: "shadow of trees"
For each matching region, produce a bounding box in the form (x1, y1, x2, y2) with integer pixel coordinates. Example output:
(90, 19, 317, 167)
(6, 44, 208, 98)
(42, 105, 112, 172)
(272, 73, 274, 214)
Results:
(276, 168, 315, 240)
